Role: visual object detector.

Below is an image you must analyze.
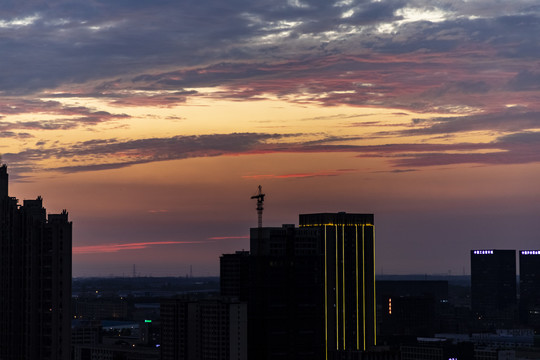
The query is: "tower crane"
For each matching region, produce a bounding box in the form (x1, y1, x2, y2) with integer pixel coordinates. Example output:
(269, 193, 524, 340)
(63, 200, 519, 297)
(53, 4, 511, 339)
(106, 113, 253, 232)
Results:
(251, 185, 265, 228)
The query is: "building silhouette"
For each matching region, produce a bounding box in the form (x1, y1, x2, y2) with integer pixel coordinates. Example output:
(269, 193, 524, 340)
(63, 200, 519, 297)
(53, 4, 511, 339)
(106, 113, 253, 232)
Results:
(0, 165, 72, 360)
(401, 339, 474, 360)
(470, 249, 516, 328)
(159, 253, 249, 360)
(377, 280, 448, 337)
(220, 250, 249, 300)
(248, 212, 376, 360)
(519, 250, 540, 328)
(160, 297, 247, 360)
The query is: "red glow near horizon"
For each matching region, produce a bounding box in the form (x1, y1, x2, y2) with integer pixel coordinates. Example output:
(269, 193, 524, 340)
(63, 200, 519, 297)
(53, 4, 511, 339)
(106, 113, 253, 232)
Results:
(208, 236, 249, 240)
(73, 240, 206, 255)
(242, 169, 357, 179)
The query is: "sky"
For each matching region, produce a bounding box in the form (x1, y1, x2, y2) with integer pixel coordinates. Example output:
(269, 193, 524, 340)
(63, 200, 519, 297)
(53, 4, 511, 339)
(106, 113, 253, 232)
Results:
(1, 0, 540, 277)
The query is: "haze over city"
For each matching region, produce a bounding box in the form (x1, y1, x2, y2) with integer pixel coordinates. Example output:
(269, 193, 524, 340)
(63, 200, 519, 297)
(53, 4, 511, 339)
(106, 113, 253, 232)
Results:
(1, 0, 539, 277)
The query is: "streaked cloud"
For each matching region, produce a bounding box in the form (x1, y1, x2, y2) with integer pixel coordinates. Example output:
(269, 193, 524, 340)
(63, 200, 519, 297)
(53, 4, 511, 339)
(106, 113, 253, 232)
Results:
(148, 209, 168, 214)
(242, 169, 358, 179)
(73, 240, 205, 255)
(0, 14, 40, 28)
(5, 126, 540, 175)
(3, 133, 292, 173)
(208, 236, 249, 240)
(396, 109, 540, 136)
(0, 99, 129, 132)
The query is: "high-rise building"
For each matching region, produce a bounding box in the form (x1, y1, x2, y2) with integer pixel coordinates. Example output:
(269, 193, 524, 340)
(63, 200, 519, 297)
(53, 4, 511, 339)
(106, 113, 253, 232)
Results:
(220, 250, 249, 300)
(401, 339, 474, 360)
(159, 252, 250, 360)
(377, 280, 448, 337)
(0, 165, 72, 360)
(470, 249, 516, 327)
(248, 212, 376, 360)
(519, 250, 540, 327)
(160, 297, 248, 360)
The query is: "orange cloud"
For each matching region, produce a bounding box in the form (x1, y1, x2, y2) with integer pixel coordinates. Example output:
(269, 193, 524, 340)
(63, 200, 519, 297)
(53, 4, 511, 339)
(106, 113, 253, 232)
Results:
(242, 169, 357, 179)
(73, 240, 203, 255)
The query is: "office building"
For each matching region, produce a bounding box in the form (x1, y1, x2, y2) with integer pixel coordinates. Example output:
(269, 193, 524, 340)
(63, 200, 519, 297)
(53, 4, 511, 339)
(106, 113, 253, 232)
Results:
(73, 344, 160, 360)
(470, 249, 516, 328)
(377, 280, 448, 337)
(248, 212, 376, 360)
(519, 250, 540, 327)
(72, 320, 101, 346)
(160, 297, 247, 360)
(73, 297, 129, 320)
(220, 250, 249, 300)
(0, 165, 72, 360)
(401, 339, 474, 360)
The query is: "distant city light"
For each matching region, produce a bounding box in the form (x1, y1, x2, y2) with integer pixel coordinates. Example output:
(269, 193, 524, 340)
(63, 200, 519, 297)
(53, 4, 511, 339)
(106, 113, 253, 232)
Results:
(473, 250, 493, 255)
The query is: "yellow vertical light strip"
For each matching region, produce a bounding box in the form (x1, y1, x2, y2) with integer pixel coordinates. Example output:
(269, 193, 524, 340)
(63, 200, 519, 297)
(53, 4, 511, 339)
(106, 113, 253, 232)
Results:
(362, 224, 366, 351)
(324, 225, 328, 360)
(373, 225, 376, 346)
(335, 225, 339, 349)
(342, 224, 346, 350)
(355, 225, 359, 350)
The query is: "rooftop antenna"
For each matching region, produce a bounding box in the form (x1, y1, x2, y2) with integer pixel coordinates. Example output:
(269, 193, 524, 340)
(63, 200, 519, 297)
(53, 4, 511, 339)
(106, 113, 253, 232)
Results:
(251, 185, 265, 228)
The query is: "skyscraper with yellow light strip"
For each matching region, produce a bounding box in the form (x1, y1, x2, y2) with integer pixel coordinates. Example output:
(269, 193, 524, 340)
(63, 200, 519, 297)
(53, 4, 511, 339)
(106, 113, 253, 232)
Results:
(299, 213, 376, 358)
(247, 212, 376, 360)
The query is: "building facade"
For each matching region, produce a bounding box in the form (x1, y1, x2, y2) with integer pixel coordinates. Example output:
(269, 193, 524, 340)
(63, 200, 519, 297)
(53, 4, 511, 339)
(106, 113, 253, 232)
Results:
(470, 249, 516, 328)
(74, 298, 129, 320)
(401, 340, 474, 360)
(160, 297, 248, 360)
(377, 280, 448, 337)
(220, 250, 250, 300)
(0, 164, 72, 360)
(248, 212, 376, 360)
(519, 250, 540, 328)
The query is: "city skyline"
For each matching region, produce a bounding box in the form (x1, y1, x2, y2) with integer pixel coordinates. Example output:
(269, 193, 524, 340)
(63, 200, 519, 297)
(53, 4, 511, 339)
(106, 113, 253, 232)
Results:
(1, 1, 540, 276)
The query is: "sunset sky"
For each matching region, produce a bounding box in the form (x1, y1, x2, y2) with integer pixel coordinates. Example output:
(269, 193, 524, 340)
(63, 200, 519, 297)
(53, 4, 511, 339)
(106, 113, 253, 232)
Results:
(2, 0, 540, 277)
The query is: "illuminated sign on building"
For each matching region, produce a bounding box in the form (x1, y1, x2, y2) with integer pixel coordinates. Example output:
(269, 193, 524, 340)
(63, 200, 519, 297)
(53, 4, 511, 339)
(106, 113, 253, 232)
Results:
(473, 250, 493, 255)
(521, 250, 540, 255)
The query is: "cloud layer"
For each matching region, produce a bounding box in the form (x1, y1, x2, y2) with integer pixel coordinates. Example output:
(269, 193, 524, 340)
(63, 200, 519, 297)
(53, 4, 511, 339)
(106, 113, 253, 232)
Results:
(0, 2, 539, 184)
(0, 0, 538, 105)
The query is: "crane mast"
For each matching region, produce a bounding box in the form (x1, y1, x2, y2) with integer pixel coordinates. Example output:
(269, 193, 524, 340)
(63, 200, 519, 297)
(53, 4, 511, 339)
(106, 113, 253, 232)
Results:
(250, 185, 265, 228)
